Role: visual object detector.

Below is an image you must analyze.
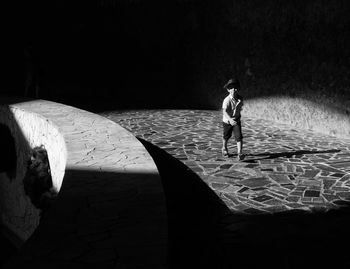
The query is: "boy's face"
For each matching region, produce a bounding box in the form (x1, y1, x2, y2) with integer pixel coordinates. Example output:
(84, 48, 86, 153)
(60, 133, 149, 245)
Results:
(227, 87, 238, 97)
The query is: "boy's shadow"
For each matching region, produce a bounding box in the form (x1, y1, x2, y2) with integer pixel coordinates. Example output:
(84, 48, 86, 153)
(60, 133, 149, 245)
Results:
(242, 149, 340, 162)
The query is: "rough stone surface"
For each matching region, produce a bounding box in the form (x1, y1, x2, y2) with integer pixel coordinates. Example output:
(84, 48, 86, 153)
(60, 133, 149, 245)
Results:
(103, 109, 350, 214)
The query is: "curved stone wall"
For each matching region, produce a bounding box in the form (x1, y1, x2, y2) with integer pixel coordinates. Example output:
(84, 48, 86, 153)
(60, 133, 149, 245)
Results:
(0, 104, 67, 242)
(1, 99, 167, 268)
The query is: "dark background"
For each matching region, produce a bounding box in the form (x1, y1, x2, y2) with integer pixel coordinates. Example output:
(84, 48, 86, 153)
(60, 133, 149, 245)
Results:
(4, 0, 350, 111)
(2, 1, 350, 266)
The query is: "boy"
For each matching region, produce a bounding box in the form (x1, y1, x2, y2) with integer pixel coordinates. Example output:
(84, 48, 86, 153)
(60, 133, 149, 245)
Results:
(222, 77, 245, 161)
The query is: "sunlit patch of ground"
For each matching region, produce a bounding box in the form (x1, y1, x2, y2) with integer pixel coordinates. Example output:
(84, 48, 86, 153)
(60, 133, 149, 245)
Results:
(102, 109, 350, 215)
(243, 96, 350, 139)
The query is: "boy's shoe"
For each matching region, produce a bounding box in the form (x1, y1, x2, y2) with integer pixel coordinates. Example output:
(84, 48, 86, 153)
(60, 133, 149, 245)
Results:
(222, 149, 229, 157)
(238, 153, 245, 161)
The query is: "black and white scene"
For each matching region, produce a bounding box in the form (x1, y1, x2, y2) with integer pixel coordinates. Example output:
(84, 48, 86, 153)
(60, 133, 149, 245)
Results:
(1, 0, 350, 268)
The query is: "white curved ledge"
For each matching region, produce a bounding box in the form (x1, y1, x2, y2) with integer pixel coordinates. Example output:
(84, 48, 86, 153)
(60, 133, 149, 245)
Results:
(1, 99, 167, 268)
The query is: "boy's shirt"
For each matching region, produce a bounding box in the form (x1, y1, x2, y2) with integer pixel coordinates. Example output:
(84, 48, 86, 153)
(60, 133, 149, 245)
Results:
(222, 94, 243, 123)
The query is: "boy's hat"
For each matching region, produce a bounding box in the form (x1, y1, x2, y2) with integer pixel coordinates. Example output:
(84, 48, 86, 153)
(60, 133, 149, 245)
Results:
(224, 78, 240, 90)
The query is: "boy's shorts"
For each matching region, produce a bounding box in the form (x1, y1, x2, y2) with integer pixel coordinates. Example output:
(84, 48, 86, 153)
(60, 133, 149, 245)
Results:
(223, 121, 243, 142)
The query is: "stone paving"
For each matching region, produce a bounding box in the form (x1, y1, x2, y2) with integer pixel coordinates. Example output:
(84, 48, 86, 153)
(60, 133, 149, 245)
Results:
(102, 109, 350, 215)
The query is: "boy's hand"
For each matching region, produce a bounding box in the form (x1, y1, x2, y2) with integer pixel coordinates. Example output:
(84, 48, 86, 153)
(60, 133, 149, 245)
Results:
(229, 119, 237, 126)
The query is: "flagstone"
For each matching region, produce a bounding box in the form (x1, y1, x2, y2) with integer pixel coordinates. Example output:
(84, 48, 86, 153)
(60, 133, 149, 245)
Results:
(232, 204, 251, 211)
(303, 169, 320, 178)
(314, 164, 345, 173)
(286, 203, 307, 209)
(281, 184, 295, 190)
(340, 174, 350, 182)
(252, 195, 273, 202)
(200, 163, 221, 169)
(268, 174, 292, 184)
(330, 162, 350, 168)
(332, 187, 350, 192)
(322, 193, 339, 202)
(288, 175, 296, 181)
(220, 185, 242, 193)
(222, 193, 240, 205)
(297, 179, 322, 187)
(301, 197, 313, 204)
(304, 190, 320, 197)
(337, 192, 350, 200)
(240, 177, 271, 188)
(312, 197, 327, 204)
(270, 185, 292, 194)
(265, 205, 289, 213)
(219, 164, 233, 170)
(265, 191, 286, 200)
(286, 196, 300, 203)
(330, 173, 346, 178)
(323, 189, 336, 195)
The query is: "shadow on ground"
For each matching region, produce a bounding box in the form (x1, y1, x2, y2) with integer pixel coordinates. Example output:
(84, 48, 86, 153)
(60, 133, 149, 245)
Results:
(243, 149, 341, 162)
(139, 138, 350, 269)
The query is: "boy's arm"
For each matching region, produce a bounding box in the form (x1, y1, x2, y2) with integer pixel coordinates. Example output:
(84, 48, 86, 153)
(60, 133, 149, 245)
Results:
(222, 105, 236, 125)
(232, 99, 243, 120)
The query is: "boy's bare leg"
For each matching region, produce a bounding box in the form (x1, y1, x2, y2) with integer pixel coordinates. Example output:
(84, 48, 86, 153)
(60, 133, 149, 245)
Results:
(237, 141, 242, 155)
(222, 139, 229, 155)
(237, 140, 245, 160)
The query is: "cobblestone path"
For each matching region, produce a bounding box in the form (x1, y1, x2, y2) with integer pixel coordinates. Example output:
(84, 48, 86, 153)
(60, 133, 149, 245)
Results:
(102, 110, 350, 214)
